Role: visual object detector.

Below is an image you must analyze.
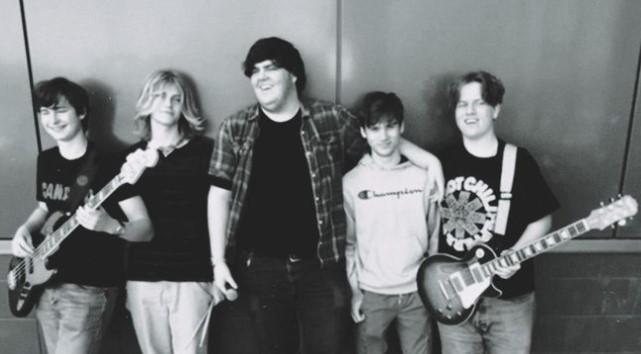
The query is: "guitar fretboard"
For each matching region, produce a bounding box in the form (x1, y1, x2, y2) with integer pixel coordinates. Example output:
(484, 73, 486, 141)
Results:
(36, 174, 126, 259)
(480, 219, 590, 277)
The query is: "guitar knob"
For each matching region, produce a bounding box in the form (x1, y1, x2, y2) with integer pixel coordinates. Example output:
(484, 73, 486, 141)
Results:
(446, 304, 452, 310)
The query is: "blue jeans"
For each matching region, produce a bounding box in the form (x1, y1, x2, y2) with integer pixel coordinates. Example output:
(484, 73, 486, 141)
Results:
(358, 290, 432, 354)
(238, 252, 350, 354)
(36, 283, 117, 354)
(437, 292, 535, 354)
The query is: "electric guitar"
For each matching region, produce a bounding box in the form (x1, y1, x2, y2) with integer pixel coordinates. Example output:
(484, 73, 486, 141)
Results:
(417, 195, 638, 325)
(6, 149, 159, 317)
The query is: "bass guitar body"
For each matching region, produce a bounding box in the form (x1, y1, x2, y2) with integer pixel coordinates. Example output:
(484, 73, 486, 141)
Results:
(7, 253, 56, 317)
(7, 212, 64, 317)
(417, 244, 500, 325)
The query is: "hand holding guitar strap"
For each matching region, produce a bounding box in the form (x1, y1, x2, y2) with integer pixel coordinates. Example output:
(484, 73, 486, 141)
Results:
(493, 143, 517, 236)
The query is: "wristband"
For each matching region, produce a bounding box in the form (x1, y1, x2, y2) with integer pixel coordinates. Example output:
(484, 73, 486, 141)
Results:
(113, 220, 126, 235)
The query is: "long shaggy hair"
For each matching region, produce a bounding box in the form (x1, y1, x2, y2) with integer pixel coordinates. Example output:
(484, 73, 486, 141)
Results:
(133, 70, 206, 140)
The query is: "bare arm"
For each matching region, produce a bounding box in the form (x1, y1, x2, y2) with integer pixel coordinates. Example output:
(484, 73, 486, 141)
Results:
(496, 214, 553, 279)
(207, 185, 237, 291)
(12, 202, 48, 257)
(75, 196, 153, 242)
(512, 214, 553, 250)
(399, 139, 444, 199)
(427, 201, 440, 256)
(116, 196, 153, 242)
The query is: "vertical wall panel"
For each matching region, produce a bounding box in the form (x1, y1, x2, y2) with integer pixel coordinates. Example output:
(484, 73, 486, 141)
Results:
(0, 0, 38, 240)
(341, 0, 641, 236)
(619, 47, 641, 238)
(24, 0, 337, 151)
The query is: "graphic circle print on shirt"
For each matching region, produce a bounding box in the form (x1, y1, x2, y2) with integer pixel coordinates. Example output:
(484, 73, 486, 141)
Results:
(441, 176, 498, 252)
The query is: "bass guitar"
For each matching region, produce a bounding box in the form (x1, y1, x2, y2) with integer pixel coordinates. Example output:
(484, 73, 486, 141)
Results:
(417, 195, 638, 325)
(6, 150, 158, 317)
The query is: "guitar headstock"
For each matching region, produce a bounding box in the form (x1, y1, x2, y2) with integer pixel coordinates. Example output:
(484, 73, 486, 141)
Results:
(586, 195, 638, 231)
(120, 148, 160, 185)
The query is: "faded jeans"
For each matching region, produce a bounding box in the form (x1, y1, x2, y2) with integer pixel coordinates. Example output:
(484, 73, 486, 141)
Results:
(358, 290, 432, 354)
(36, 283, 117, 354)
(437, 292, 535, 354)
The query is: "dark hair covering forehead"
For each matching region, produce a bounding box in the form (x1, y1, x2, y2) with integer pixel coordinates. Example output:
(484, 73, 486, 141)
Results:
(243, 37, 307, 93)
(33, 77, 90, 131)
(358, 91, 404, 128)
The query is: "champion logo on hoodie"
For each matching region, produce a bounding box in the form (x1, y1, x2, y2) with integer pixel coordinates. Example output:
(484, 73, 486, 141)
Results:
(357, 188, 423, 200)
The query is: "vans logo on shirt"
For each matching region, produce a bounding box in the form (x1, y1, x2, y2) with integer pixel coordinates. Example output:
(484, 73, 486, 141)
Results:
(357, 188, 422, 200)
(41, 182, 71, 201)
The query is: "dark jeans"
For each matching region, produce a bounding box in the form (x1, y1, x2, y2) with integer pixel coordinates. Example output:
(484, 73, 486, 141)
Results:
(235, 252, 351, 354)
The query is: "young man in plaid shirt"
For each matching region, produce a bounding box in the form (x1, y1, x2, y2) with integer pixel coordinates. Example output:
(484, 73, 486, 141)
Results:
(207, 37, 442, 354)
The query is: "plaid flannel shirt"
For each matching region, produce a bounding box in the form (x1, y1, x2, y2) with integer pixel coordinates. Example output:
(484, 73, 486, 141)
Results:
(208, 99, 365, 267)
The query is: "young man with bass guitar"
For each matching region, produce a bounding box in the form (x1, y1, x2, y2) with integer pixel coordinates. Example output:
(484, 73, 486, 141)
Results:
(429, 71, 559, 354)
(10, 77, 154, 354)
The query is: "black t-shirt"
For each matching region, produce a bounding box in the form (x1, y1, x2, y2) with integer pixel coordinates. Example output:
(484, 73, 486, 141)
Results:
(438, 141, 559, 298)
(125, 136, 214, 281)
(236, 109, 319, 258)
(36, 144, 127, 287)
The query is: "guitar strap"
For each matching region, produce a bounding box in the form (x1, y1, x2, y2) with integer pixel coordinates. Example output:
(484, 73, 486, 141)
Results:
(493, 143, 518, 236)
(66, 144, 99, 212)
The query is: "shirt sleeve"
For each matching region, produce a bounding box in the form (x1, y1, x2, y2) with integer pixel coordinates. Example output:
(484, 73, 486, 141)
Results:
(516, 148, 560, 224)
(336, 105, 367, 171)
(208, 118, 237, 190)
(424, 170, 440, 255)
(343, 176, 360, 290)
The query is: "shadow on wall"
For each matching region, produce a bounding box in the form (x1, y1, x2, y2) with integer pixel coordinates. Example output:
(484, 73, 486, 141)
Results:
(421, 72, 461, 153)
(83, 79, 128, 154)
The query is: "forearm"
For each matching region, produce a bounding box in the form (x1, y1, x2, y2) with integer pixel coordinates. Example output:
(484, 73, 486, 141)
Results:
(21, 203, 48, 233)
(208, 186, 231, 265)
(427, 203, 440, 255)
(116, 196, 153, 242)
(399, 139, 437, 169)
(512, 214, 553, 250)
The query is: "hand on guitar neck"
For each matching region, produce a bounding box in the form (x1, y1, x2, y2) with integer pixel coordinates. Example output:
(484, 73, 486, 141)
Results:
(417, 195, 638, 325)
(494, 249, 520, 279)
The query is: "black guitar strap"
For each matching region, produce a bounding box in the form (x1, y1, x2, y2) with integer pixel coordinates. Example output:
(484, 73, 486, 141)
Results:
(66, 144, 99, 212)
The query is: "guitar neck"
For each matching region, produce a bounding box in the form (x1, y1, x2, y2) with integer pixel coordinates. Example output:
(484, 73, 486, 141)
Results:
(482, 219, 591, 275)
(37, 174, 126, 258)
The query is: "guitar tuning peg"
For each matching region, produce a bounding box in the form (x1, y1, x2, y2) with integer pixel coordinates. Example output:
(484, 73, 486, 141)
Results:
(617, 193, 622, 198)
(609, 197, 615, 203)
(600, 201, 605, 207)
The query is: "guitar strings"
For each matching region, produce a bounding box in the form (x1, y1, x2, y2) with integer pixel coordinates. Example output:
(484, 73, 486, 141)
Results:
(10, 175, 125, 279)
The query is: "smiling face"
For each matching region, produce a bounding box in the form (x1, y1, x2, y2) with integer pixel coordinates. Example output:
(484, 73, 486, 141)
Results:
(149, 83, 184, 128)
(454, 82, 500, 141)
(361, 118, 404, 159)
(250, 60, 298, 112)
(39, 96, 85, 142)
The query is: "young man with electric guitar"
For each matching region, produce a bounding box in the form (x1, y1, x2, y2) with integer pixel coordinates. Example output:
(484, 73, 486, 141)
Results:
(431, 71, 559, 354)
(10, 77, 154, 354)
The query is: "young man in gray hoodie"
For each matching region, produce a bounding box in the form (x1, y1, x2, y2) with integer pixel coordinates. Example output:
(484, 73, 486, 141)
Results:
(344, 91, 440, 354)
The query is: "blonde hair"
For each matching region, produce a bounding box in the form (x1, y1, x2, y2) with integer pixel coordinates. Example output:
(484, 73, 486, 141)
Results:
(134, 70, 206, 140)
